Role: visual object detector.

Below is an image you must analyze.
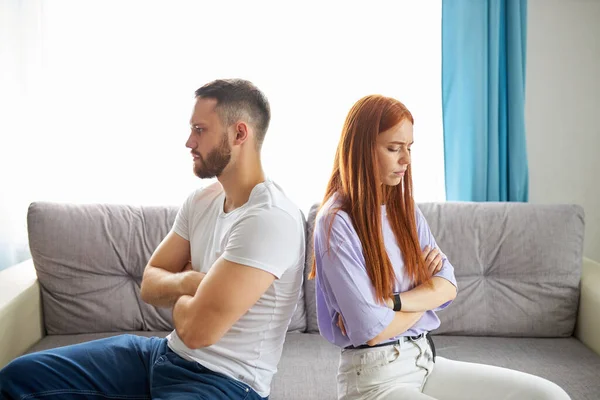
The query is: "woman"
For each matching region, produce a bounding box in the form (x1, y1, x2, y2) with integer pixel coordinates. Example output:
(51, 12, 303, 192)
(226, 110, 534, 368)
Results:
(309, 95, 570, 400)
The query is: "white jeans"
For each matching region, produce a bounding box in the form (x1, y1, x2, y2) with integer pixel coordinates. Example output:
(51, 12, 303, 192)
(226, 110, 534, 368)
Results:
(337, 336, 570, 400)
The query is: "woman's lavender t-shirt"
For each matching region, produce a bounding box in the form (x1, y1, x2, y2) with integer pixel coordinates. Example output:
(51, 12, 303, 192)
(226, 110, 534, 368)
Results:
(314, 196, 458, 348)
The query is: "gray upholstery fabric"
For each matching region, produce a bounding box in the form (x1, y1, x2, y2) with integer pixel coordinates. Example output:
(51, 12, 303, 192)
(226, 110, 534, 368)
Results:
(27, 202, 307, 334)
(303, 202, 585, 337)
(289, 212, 308, 332)
(27, 202, 177, 334)
(304, 204, 320, 333)
(419, 202, 584, 337)
(23, 201, 594, 399)
(272, 334, 600, 400)
(431, 335, 600, 400)
(30, 332, 596, 399)
(272, 332, 339, 399)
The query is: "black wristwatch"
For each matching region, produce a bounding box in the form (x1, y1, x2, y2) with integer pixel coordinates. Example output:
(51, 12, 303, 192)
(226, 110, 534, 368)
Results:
(393, 293, 402, 311)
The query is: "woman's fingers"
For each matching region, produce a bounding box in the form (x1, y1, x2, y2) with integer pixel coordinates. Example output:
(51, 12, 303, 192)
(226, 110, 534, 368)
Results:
(434, 253, 443, 274)
(337, 313, 346, 336)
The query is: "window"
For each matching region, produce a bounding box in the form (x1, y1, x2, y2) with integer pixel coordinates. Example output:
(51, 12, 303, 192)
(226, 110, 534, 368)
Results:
(1, 0, 444, 268)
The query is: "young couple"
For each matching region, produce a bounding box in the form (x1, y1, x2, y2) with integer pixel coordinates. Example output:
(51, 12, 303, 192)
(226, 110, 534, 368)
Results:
(0, 79, 569, 399)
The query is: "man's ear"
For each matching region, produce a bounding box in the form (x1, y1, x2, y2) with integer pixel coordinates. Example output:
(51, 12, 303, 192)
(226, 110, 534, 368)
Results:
(233, 122, 249, 145)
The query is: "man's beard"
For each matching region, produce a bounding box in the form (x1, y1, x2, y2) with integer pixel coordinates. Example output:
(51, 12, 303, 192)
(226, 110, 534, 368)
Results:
(193, 134, 231, 179)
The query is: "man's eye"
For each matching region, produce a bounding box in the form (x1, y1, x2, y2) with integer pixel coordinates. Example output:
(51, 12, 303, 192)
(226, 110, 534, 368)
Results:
(195, 128, 203, 134)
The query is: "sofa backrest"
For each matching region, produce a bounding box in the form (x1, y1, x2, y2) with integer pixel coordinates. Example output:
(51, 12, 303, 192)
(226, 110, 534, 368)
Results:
(303, 202, 585, 338)
(28, 200, 585, 338)
(27, 202, 307, 335)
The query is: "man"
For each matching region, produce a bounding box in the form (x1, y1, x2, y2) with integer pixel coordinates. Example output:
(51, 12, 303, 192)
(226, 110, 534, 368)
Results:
(0, 79, 305, 399)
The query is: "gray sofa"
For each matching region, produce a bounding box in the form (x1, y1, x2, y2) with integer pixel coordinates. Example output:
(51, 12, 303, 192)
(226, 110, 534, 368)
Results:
(1, 201, 600, 399)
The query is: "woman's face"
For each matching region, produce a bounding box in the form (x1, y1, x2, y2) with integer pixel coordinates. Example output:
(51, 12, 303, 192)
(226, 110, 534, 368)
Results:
(375, 119, 413, 186)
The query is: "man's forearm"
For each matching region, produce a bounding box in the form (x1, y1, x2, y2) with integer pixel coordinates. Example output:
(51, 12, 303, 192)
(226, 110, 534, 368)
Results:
(172, 293, 219, 349)
(398, 277, 457, 312)
(173, 294, 197, 346)
(140, 265, 204, 308)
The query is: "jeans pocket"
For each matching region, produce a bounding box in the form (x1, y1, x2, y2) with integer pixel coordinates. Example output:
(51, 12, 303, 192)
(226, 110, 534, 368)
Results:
(353, 347, 401, 395)
(356, 349, 388, 373)
(225, 375, 253, 395)
(412, 338, 434, 377)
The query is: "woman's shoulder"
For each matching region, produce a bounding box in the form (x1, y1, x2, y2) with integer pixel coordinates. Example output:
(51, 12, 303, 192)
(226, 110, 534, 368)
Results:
(317, 195, 349, 224)
(314, 195, 358, 241)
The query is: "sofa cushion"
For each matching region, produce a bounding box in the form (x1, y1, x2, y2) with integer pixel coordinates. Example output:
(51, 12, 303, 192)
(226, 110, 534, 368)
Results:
(303, 202, 585, 337)
(430, 335, 600, 400)
(26, 332, 600, 400)
(27, 202, 307, 335)
(420, 202, 584, 337)
(271, 334, 599, 400)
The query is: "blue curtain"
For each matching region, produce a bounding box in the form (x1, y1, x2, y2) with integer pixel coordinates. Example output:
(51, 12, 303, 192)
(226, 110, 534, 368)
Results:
(442, 0, 528, 202)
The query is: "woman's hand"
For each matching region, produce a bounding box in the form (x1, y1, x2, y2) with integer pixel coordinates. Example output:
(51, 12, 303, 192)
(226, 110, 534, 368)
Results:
(423, 245, 443, 276)
(337, 313, 347, 336)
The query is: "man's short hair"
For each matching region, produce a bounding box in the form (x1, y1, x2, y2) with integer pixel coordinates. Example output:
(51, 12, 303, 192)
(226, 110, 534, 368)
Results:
(195, 79, 271, 149)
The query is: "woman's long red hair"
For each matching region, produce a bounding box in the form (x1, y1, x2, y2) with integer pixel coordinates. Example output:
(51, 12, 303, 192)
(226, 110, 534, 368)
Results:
(308, 95, 430, 302)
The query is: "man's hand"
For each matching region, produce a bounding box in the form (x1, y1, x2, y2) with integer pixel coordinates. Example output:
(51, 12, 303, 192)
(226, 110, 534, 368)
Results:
(141, 232, 200, 308)
(180, 261, 206, 297)
(181, 270, 206, 297)
(423, 245, 443, 276)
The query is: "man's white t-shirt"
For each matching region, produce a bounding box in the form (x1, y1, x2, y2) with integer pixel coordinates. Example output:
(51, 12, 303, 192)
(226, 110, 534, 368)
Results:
(166, 178, 305, 398)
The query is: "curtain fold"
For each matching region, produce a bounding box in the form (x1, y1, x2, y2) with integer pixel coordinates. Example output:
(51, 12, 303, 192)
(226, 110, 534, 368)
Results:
(442, 0, 528, 202)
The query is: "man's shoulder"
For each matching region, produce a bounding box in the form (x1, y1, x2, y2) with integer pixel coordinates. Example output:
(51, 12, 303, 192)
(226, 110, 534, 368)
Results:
(244, 179, 303, 224)
(185, 181, 223, 206)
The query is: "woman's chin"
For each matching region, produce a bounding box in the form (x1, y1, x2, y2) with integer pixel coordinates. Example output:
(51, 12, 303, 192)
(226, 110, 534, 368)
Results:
(384, 177, 403, 187)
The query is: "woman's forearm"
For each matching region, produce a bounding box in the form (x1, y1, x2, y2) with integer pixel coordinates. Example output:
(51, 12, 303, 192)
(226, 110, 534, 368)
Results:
(366, 278, 456, 346)
(366, 311, 424, 346)
(398, 277, 457, 312)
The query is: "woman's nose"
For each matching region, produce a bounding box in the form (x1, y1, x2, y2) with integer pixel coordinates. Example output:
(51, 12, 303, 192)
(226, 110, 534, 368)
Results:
(399, 150, 411, 165)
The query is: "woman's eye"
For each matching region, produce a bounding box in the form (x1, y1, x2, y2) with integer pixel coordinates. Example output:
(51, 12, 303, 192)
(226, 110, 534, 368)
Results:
(388, 148, 400, 152)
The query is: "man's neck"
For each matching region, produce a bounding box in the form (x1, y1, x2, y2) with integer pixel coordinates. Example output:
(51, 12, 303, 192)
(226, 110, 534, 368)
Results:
(218, 160, 265, 213)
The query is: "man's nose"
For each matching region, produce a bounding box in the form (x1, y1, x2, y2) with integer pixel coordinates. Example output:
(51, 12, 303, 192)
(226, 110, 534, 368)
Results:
(185, 132, 195, 149)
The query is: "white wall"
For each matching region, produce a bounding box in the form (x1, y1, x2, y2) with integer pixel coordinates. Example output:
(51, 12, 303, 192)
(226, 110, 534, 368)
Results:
(526, 0, 600, 261)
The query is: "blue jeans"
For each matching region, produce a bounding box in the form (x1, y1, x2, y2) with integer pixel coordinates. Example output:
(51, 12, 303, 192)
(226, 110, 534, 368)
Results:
(0, 334, 265, 400)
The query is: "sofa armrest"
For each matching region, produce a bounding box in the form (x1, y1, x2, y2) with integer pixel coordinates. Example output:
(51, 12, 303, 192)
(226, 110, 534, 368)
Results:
(0, 259, 44, 369)
(575, 257, 600, 356)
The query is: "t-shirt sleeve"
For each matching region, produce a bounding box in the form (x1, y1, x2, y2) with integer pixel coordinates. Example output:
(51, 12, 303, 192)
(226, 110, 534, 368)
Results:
(172, 190, 196, 240)
(315, 213, 395, 347)
(415, 206, 458, 311)
(222, 207, 304, 279)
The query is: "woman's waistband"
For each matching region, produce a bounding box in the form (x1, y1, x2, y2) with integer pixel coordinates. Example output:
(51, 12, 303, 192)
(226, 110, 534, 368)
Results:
(344, 332, 427, 350)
